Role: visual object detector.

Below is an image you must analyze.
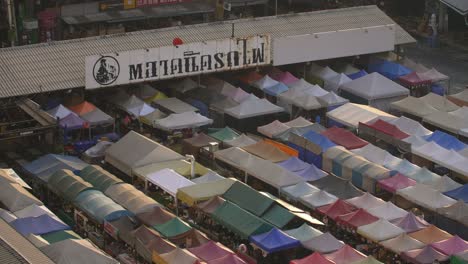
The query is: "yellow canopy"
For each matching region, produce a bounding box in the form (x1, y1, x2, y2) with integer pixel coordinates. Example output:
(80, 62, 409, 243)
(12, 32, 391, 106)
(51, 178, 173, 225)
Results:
(144, 91, 168, 104)
(176, 178, 236, 206)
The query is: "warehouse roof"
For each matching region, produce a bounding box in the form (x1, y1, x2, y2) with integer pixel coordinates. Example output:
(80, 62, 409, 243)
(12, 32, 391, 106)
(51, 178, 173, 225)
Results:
(0, 5, 414, 98)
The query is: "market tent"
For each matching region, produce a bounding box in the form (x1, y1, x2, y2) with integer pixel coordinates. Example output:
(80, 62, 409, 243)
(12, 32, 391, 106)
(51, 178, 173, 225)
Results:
(283, 117, 313, 127)
(347, 70, 368, 80)
(396, 184, 457, 211)
(451, 252, 468, 264)
(425, 130, 466, 151)
(40, 230, 80, 244)
(284, 223, 323, 242)
(281, 182, 319, 201)
(387, 116, 432, 136)
(133, 226, 176, 262)
(211, 201, 274, 239)
(311, 66, 339, 81)
(428, 175, 462, 193)
(405, 167, 441, 185)
(448, 89, 468, 107)
(47, 170, 93, 202)
(350, 256, 383, 264)
(153, 97, 198, 114)
(223, 181, 275, 216)
(318, 92, 349, 107)
(252, 75, 278, 90)
(409, 225, 453, 244)
(420, 93, 459, 112)
(47, 104, 73, 120)
(237, 71, 263, 84)
(133, 84, 159, 100)
(401, 245, 449, 264)
(357, 219, 405, 242)
(146, 169, 194, 197)
(390, 96, 438, 117)
(261, 204, 295, 228)
(223, 134, 257, 148)
(290, 252, 335, 264)
(68, 101, 96, 116)
(302, 232, 345, 253)
(42, 239, 118, 264)
(368, 59, 412, 80)
(317, 199, 357, 220)
(403, 135, 428, 147)
(423, 110, 467, 136)
(367, 201, 408, 221)
(188, 241, 233, 262)
(324, 73, 352, 92)
(327, 103, 395, 129)
(351, 144, 393, 166)
(363, 119, 409, 139)
(436, 200, 468, 226)
(322, 126, 368, 149)
(136, 206, 175, 227)
(257, 120, 291, 138)
(310, 175, 364, 199)
(11, 214, 70, 236)
(81, 108, 114, 126)
(177, 178, 236, 206)
(432, 236, 468, 256)
(74, 189, 133, 223)
(214, 147, 254, 170)
(420, 68, 449, 82)
(13, 204, 64, 225)
(379, 233, 425, 254)
(207, 254, 247, 264)
(300, 190, 338, 209)
(78, 165, 123, 192)
(24, 154, 87, 182)
(192, 171, 224, 184)
(0, 169, 31, 189)
(336, 209, 379, 229)
(225, 98, 284, 119)
(140, 109, 167, 126)
(346, 193, 385, 209)
(249, 228, 301, 254)
(119, 95, 155, 117)
(154, 112, 213, 131)
(272, 71, 299, 85)
(293, 92, 324, 110)
(152, 217, 192, 238)
(278, 157, 310, 172)
(104, 183, 161, 214)
(444, 184, 468, 203)
(83, 141, 113, 159)
(197, 196, 226, 214)
(105, 131, 183, 175)
(264, 82, 289, 96)
(183, 133, 218, 151)
(134, 159, 209, 180)
(169, 77, 201, 94)
(384, 159, 420, 176)
(303, 130, 337, 152)
(242, 140, 290, 162)
(208, 127, 240, 141)
(295, 163, 328, 181)
(154, 248, 200, 264)
(59, 114, 85, 130)
(325, 245, 367, 264)
(0, 183, 43, 212)
(398, 72, 432, 86)
(392, 212, 429, 233)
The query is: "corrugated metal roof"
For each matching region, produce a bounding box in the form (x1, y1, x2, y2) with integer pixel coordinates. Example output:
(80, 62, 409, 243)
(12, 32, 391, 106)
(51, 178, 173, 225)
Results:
(0, 5, 415, 98)
(0, 219, 54, 264)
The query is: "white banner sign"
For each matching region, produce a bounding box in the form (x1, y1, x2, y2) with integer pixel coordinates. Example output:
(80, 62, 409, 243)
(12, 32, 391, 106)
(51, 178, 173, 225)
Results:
(85, 35, 270, 89)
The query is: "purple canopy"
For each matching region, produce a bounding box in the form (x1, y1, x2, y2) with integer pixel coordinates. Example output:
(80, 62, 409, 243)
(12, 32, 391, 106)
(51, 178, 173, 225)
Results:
(249, 228, 301, 253)
(59, 113, 85, 130)
(295, 164, 328, 181)
(432, 236, 468, 256)
(11, 214, 70, 236)
(402, 245, 449, 264)
(391, 212, 429, 233)
(302, 232, 345, 253)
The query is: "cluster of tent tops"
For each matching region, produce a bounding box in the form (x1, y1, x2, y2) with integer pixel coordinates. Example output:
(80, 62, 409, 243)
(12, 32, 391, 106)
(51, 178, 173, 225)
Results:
(391, 93, 468, 137)
(47, 102, 114, 129)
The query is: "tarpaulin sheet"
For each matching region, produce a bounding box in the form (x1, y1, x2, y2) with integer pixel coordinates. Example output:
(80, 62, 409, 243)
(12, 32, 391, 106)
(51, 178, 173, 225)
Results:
(321, 127, 368, 149)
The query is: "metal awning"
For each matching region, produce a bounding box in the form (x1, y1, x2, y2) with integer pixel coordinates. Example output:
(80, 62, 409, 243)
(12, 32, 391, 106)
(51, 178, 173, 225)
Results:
(440, 0, 468, 15)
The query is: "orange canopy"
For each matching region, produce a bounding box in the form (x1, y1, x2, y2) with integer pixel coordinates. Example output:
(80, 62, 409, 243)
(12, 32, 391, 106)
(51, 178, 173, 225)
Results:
(68, 101, 97, 116)
(237, 71, 263, 84)
(264, 139, 299, 157)
(409, 225, 453, 244)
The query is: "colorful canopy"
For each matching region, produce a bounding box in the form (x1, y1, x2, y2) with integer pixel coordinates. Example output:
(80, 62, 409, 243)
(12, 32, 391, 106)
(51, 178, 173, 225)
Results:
(223, 134, 257, 148)
(317, 91, 349, 107)
(401, 245, 449, 264)
(59, 114, 85, 129)
(153, 217, 191, 238)
(250, 228, 301, 254)
(42, 239, 118, 264)
(281, 182, 319, 201)
(302, 232, 344, 253)
(448, 89, 468, 107)
(264, 82, 289, 96)
(136, 206, 175, 227)
(290, 252, 335, 264)
(272, 71, 299, 85)
(261, 204, 295, 228)
(346, 193, 385, 210)
(325, 245, 367, 264)
(284, 223, 323, 242)
(357, 219, 405, 242)
(176, 178, 236, 206)
(278, 157, 310, 172)
(24, 154, 87, 182)
(368, 59, 412, 80)
(336, 209, 379, 229)
(257, 120, 291, 138)
(47, 104, 73, 119)
(347, 70, 368, 80)
(207, 254, 247, 264)
(242, 140, 291, 162)
(74, 190, 132, 224)
(398, 72, 432, 86)
(317, 200, 357, 220)
(295, 163, 328, 181)
(350, 256, 383, 264)
(197, 196, 226, 214)
(188, 241, 233, 262)
(208, 127, 240, 141)
(425, 130, 466, 151)
(11, 214, 69, 236)
(367, 201, 408, 221)
(40, 230, 80, 244)
(192, 171, 224, 184)
(223, 181, 274, 216)
(377, 173, 417, 193)
(379, 233, 425, 254)
(392, 212, 429, 233)
(432, 236, 468, 256)
(428, 175, 462, 193)
(154, 247, 200, 264)
(324, 73, 352, 92)
(444, 185, 468, 203)
(252, 75, 278, 90)
(364, 119, 409, 139)
(78, 165, 123, 193)
(321, 127, 368, 150)
(105, 183, 161, 214)
(311, 175, 364, 199)
(409, 225, 453, 244)
(420, 93, 459, 112)
(47, 170, 93, 202)
(68, 101, 96, 116)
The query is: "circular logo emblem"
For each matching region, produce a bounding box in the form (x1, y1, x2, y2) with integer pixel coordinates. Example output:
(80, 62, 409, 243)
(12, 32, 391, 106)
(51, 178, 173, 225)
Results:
(93, 56, 120, 85)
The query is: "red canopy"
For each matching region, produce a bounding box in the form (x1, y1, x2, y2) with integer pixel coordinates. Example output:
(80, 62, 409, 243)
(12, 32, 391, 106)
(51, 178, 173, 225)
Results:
(317, 200, 357, 220)
(321, 126, 368, 150)
(362, 119, 409, 139)
(188, 241, 233, 262)
(398, 72, 432, 86)
(290, 252, 335, 264)
(377, 173, 417, 193)
(237, 71, 263, 84)
(68, 101, 97, 116)
(335, 209, 379, 229)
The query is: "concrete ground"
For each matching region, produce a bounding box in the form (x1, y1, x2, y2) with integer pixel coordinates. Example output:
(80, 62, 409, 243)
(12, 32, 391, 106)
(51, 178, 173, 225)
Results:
(404, 39, 468, 94)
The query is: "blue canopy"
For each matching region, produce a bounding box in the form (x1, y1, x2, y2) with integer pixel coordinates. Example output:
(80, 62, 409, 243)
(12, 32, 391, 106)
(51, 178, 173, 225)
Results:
(424, 130, 466, 151)
(296, 164, 328, 181)
(11, 214, 70, 236)
(368, 59, 412, 80)
(347, 70, 368, 80)
(277, 157, 310, 172)
(444, 185, 468, 203)
(23, 154, 87, 182)
(74, 190, 133, 224)
(60, 114, 85, 130)
(249, 228, 301, 253)
(264, 82, 289, 96)
(303, 131, 336, 152)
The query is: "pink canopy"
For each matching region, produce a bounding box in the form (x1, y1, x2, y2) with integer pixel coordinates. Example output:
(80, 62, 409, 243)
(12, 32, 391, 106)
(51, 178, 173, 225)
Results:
(377, 173, 417, 193)
(336, 209, 379, 229)
(207, 254, 247, 264)
(188, 241, 233, 262)
(431, 236, 468, 256)
(363, 119, 409, 140)
(321, 126, 368, 150)
(402, 245, 449, 264)
(317, 200, 357, 220)
(398, 72, 432, 86)
(325, 245, 366, 264)
(290, 252, 335, 264)
(272, 72, 299, 85)
(392, 212, 428, 233)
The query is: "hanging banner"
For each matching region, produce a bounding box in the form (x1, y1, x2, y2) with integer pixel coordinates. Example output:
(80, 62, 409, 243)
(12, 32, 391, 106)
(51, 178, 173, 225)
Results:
(85, 35, 270, 89)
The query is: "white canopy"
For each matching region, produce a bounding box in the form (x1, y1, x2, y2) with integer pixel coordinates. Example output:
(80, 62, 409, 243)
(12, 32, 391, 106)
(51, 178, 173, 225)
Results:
(283, 117, 313, 127)
(13, 204, 65, 225)
(224, 98, 284, 119)
(133, 84, 158, 99)
(387, 116, 432, 136)
(81, 108, 114, 126)
(169, 78, 201, 93)
(252, 75, 278, 90)
(403, 135, 429, 148)
(223, 134, 257, 148)
(450, 107, 468, 121)
(0, 169, 31, 189)
(427, 175, 462, 192)
(281, 182, 319, 201)
(287, 79, 318, 91)
(340, 72, 409, 100)
(327, 103, 395, 129)
(257, 120, 291, 138)
(346, 193, 385, 209)
(154, 112, 213, 131)
(448, 89, 468, 105)
(140, 109, 167, 126)
(367, 201, 408, 221)
(420, 68, 449, 82)
(391, 96, 438, 117)
(379, 234, 425, 253)
(147, 169, 194, 198)
(42, 239, 118, 264)
(419, 93, 459, 112)
(294, 92, 324, 110)
(84, 141, 113, 158)
(300, 190, 338, 209)
(357, 219, 405, 242)
(423, 110, 467, 135)
(153, 97, 198, 114)
(210, 97, 239, 113)
(317, 92, 349, 107)
(412, 141, 447, 161)
(406, 167, 442, 185)
(352, 144, 394, 166)
(324, 73, 352, 92)
(214, 147, 254, 170)
(396, 184, 457, 211)
(191, 171, 224, 184)
(311, 66, 339, 80)
(47, 105, 73, 120)
(127, 102, 155, 117)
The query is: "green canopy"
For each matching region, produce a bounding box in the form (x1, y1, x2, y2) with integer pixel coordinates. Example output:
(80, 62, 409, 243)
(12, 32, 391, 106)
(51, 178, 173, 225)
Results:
(451, 255, 468, 264)
(79, 165, 123, 192)
(208, 127, 240, 141)
(47, 170, 93, 202)
(222, 181, 275, 216)
(41, 230, 81, 244)
(211, 201, 274, 239)
(261, 204, 295, 228)
(153, 218, 192, 238)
